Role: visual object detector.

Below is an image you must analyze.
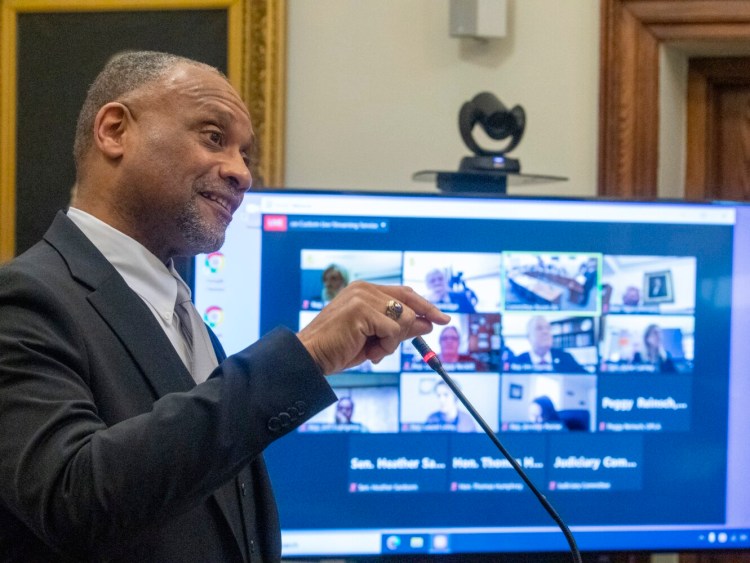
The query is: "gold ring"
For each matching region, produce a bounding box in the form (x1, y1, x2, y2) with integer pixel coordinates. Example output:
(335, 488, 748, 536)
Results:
(385, 299, 403, 321)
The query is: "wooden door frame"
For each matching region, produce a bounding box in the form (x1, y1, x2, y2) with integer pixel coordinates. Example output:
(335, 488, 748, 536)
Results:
(686, 56, 750, 199)
(0, 0, 286, 262)
(599, 0, 750, 198)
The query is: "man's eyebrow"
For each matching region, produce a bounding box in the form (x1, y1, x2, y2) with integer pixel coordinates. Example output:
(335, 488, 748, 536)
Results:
(197, 107, 254, 148)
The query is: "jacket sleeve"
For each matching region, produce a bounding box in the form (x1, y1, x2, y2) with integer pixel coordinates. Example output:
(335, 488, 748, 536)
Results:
(0, 263, 336, 557)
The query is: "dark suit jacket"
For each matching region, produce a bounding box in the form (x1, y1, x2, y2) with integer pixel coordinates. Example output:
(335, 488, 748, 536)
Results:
(513, 349, 587, 373)
(0, 212, 336, 562)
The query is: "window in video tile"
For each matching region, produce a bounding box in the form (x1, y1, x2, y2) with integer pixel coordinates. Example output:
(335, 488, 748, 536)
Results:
(503, 252, 601, 313)
(601, 255, 696, 315)
(503, 313, 598, 374)
(300, 249, 403, 311)
(401, 313, 502, 373)
(298, 377, 400, 434)
(402, 251, 501, 314)
(500, 373, 597, 432)
(599, 315, 694, 374)
(399, 373, 500, 433)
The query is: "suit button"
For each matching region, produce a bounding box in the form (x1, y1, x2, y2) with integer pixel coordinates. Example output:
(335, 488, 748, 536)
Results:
(268, 417, 281, 432)
(278, 412, 291, 427)
(240, 482, 247, 496)
(295, 401, 307, 415)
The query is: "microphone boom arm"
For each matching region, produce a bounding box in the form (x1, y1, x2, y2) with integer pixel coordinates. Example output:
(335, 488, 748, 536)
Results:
(411, 336, 582, 563)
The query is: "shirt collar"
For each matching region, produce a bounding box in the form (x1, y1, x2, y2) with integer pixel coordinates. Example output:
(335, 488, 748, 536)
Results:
(530, 350, 553, 365)
(67, 207, 183, 324)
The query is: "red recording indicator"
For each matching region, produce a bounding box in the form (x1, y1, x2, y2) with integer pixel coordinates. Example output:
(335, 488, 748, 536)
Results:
(263, 215, 288, 231)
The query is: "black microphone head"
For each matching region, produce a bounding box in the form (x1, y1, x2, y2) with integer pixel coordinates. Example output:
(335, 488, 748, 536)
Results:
(411, 336, 431, 358)
(411, 336, 442, 371)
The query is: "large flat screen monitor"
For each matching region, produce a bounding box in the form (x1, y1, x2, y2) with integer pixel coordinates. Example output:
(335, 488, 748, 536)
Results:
(193, 189, 750, 559)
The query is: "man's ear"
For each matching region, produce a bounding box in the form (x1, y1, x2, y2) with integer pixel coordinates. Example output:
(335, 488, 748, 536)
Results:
(93, 102, 132, 159)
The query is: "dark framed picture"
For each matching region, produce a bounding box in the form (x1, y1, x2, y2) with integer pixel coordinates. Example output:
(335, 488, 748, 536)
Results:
(1, 0, 285, 261)
(509, 383, 523, 400)
(643, 270, 673, 304)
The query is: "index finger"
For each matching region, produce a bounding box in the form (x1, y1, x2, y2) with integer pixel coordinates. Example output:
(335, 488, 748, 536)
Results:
(380, 285, 450, 325)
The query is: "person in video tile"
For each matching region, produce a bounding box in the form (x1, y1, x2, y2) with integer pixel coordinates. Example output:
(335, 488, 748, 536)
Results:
(424, 268, 477, 313)
(514, 316, 586, 373)
(332, 396, 369, 432)
(632, 324, 676, 373)
(622, 286, 641, 307)
(335, 396, 355, 424)
(577, 258, 598, 306)
(528, 395, 563, 424)
(321, 263, 349, 303)
(437, 326, 487, 371)
(425, 381, 476, 432)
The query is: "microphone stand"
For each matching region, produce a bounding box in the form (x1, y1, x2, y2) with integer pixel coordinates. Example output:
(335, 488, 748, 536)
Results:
(412, 336, 583, 563)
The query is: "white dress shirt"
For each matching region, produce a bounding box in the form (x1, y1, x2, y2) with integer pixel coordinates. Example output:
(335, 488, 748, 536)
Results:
(67, 207, 216, 381)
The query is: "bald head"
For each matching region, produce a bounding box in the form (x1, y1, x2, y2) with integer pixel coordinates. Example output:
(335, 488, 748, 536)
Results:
(73, 51, 222, 178)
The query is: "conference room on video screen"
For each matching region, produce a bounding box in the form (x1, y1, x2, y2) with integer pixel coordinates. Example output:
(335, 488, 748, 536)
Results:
(244, 205, 732, 530)
(293, 247, 697, 439)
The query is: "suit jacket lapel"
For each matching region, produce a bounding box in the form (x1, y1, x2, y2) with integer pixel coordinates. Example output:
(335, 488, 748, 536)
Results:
(45, 212, 248, 559)
(44, 211, 195, 396)
(207, 325, 227, 363)
(88, 280, 196, 395)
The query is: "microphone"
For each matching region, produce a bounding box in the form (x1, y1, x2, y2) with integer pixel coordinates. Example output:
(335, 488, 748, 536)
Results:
(411, 335, 441, 370)
(411, 336, 582, 563)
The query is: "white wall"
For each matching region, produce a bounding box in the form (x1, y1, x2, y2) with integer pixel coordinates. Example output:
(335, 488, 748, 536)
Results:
(658, 45, 688, 199)
(285, 0, 600, 196)
(285, 5, 681, 561)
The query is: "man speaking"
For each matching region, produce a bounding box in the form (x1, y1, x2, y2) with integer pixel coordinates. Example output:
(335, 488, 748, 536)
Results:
(0, 51, 448, 562)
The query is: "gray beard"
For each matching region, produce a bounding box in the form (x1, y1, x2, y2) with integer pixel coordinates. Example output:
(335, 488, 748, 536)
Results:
(175, 196, 227, 255)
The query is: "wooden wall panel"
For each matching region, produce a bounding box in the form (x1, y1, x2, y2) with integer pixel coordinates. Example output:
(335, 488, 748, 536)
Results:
(686, 57, 750, 200)
(598, 0, 750, 199)
(0, 0, 286, 262)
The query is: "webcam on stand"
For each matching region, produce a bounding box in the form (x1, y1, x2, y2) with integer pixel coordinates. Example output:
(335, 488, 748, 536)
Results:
(414, 92, 566, 194)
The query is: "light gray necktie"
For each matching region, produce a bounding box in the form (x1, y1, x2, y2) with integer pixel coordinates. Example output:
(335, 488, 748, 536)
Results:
(175, 283, 218, 384)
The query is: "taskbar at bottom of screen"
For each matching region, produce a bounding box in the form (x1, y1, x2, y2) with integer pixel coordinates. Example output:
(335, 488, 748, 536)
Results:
(281, 526, 750, 557)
